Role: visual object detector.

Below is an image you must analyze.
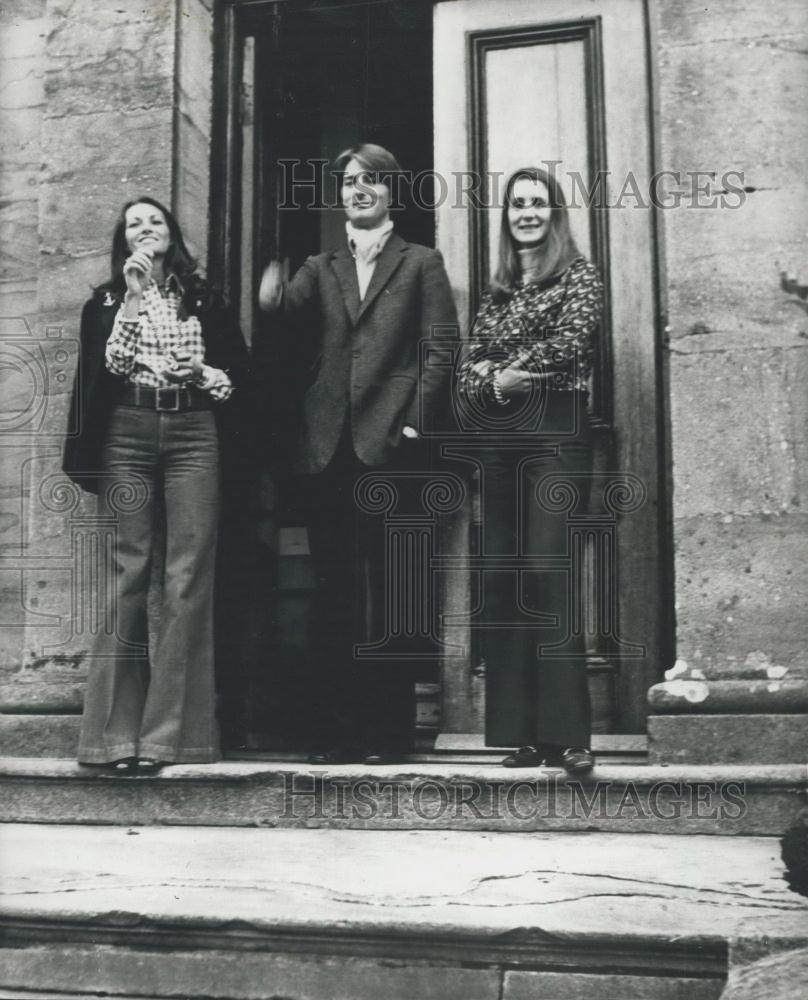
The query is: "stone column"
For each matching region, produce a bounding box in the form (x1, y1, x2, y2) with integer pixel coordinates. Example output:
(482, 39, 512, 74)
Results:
(650, 1, 808, 766)
(647, 654, 808, 765)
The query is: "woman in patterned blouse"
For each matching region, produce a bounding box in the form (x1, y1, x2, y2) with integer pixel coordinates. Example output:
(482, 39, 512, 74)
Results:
(64, 197, 249, 774)
(457, 167, 603, 774)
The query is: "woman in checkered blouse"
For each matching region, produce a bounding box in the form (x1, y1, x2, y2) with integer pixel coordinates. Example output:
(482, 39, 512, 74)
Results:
(64, 197, 250, 773)
(456, 167, 604, 775)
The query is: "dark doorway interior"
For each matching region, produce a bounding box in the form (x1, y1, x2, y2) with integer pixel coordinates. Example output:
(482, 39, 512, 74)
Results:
(220, 1, 435, 753)
(260, 0, 435, 267)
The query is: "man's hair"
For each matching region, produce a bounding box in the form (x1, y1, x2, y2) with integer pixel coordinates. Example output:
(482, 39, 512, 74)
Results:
(334, 143, 403, 193)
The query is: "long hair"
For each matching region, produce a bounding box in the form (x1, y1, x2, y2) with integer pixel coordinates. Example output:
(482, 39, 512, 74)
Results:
(490, 167, 580, 302)
(99, 196, 198, 297)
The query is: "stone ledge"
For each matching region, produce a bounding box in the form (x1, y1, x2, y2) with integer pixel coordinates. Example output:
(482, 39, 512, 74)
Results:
(648, 715, 808, 765)
(648, 680, 808, 714)
(2, 824, 807, 999)
(1, 758, 805, 836)
(503, 971, 723, 999)
(0, 713, 79, 757)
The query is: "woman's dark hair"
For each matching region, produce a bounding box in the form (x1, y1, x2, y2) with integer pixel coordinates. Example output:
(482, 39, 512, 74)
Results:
(491, 166, 580, 302)
(334, 143, 403, 194)
(100, 196, 197, 296)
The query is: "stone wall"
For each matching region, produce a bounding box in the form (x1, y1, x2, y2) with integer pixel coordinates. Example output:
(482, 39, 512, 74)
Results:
(0, 0, 215, 715)
(0, 2, 46, 684)
(658, 0, 808, 673)
(1, 0, 806, 722)
(174, 0, 214, 265)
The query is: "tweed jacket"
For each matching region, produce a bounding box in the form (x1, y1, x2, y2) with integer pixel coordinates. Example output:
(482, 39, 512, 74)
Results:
(270, 232, 458, 474)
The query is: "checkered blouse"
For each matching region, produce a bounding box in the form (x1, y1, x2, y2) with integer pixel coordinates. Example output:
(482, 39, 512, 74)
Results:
(105, 278, 233, 401)
(456, 256, 603, 407)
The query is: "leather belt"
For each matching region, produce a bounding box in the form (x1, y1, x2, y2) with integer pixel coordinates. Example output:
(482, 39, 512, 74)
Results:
(118, 384, 211, 412)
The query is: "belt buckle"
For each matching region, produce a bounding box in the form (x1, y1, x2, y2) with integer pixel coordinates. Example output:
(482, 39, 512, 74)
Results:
(156, 386, 182, 412)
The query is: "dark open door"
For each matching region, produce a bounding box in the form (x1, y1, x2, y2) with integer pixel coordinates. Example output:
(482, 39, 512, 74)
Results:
(210, 0, 671, 750)
(211, 0, 438, 750)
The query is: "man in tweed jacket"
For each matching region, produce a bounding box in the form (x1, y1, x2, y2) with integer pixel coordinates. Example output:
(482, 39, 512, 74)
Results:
(259, 143, 458, 764)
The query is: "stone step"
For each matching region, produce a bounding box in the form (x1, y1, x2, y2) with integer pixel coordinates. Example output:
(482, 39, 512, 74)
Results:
(0, 714, 645, 759)
(3, 823, 808, 1000)
(2, 757, 805, 836)
(648, 714, 808, 764)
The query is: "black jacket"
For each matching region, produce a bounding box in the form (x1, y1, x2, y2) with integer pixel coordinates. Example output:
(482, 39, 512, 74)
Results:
(62, 281, 253, 494)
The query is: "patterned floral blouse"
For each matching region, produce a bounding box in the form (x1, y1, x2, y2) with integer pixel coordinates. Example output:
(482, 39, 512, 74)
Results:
(456, 256, 603, 407)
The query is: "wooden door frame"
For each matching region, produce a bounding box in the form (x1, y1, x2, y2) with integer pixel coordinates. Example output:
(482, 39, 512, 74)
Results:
(207, 0, 675, 734)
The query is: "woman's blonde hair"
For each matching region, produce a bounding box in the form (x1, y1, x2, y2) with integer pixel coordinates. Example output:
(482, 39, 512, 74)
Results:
(491, 166, 580, 302)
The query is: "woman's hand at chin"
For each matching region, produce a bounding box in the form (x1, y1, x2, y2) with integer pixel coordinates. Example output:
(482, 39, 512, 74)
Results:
(123, 249, 154, 298)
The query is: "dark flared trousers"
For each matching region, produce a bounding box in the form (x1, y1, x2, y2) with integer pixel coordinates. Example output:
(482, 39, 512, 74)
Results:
(304, 423, 416, 755)
(78, 404, 221, 764)
(480, 397, 594, 749)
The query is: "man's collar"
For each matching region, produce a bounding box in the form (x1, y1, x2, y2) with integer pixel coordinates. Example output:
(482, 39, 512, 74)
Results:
(345, 219, 394, 255)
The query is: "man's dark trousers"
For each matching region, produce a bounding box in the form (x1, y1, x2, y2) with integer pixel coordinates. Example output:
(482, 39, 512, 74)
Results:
(306, 419, 416, 756)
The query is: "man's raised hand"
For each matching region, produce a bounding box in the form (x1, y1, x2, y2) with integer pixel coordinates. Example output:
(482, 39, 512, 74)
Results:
(258, 259, 289, 312)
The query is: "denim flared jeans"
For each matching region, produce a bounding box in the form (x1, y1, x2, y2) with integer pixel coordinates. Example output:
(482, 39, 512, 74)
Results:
(78, 404, 221, 763)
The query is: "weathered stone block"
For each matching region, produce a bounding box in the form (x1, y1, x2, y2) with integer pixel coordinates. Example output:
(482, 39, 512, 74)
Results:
(0, 680, 83, 713)
(0, 2, 46, 31)
(1, 759, 805, 835)
(0, 712, 78, 756)
(670, 349, 808, 518)
(0, 945, 501, 1000)
(648, 679, 808, 715)
(38, 107, 174, 269)
(503, 970, 723, 999)
(662, 654, 808, 682)
(657, 0, 808, 47)
(664, 190, 808, 349)
(174, 0, 213, 263)
(44, 1, 174, 118)
(719, 946, 808, 1000)
(673, 513, 808, 671)
(648, 714, 808, 764)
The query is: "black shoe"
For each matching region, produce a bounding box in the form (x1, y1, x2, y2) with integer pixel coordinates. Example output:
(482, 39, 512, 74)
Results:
(108, 757, 137, 774)
(557, 747, 595, 775)
(502, 746, 545, 768)
(306, 749, 356, 765)
(362, 752, 398, 765)
(135, 758, 167, 775)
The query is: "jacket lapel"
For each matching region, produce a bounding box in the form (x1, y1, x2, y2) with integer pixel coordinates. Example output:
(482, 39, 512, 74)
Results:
(329, 247, 361, 327)
(357, 232, 407, 320)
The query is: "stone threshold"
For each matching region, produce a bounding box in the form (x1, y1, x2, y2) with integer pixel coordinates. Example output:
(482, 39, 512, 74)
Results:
(2, 757, 806, 836)
(2, 824, 807, 1000)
